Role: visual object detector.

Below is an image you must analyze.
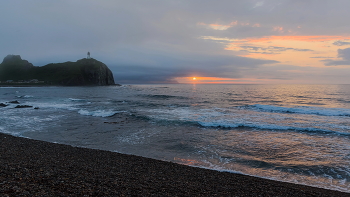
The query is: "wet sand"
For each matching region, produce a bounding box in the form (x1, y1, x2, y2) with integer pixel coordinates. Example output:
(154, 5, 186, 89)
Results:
(0, 133, 348, 196)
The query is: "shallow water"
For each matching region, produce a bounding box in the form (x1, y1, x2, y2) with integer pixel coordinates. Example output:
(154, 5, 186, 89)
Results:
(0, 84, 349, 192)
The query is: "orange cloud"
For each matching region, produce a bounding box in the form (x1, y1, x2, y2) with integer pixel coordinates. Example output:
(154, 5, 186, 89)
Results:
(272, 26, 284, 33)
(197, 22, 231, 30)
(246, 35, 350, 43)
(204, 35, 343, 47)
(176, 77, 279, 84)
(192, 77, 238, 81)
(199, 34, 350, 73)
(218, 35, 350, 68)
(252, 23, 261, 27)
(197, 20, 261, 31)
(230, 21, 238, 26)
(208, 24, 231, 30)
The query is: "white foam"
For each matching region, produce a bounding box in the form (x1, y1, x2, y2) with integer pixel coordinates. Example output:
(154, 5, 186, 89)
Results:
(0, 126, 21, 136)
(198, 121, 340, 133)
(248, 104, 350, 117)
(16, 95, 34, 98)
(144, 107, 350, 135)
(78, 109, 125, 117)
(68, 98, 86, 102)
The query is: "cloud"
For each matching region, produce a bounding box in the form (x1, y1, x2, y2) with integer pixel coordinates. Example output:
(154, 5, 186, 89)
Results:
(243, 64, 350, 84)
(253, 1, 264, 9)
(197, 20, 260, 31)
(197, 22, 232, 31)
(2, 1, 350, 84)
(111, 48, 279, 84)
(310, 56, 334, 59)
(238, 45, 313, 54)
(324, 48, 350, 66)
(333, 41, 350, 46)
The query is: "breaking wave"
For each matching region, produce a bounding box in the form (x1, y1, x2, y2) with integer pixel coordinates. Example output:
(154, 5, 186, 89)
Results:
(78, 109, 126, 117)
(197, 121, 350, 136)
(242, 104, 350, 117)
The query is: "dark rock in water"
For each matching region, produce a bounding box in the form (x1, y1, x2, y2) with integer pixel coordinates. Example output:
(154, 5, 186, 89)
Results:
(34, 107, 39, 109)
(15, 105, 32, 108)
(9, 100, 20, 104)
(0, 103, 8, 107)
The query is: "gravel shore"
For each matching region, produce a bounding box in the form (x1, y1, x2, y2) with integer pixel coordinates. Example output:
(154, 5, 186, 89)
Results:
(0, 133, 348, 196)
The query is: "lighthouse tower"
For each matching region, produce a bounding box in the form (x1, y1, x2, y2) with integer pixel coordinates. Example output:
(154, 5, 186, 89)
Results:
(87, 52, 91, 59)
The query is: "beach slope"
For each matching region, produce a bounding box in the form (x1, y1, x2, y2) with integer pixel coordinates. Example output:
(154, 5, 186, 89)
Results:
(0, 133, 347, 196)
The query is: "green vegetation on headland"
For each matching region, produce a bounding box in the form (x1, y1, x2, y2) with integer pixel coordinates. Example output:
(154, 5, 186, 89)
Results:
(0, 55, 116, 86)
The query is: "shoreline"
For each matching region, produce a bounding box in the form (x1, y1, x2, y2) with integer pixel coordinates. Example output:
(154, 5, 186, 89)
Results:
(0, 84, 121, 87)
(0, 132, 348, 196)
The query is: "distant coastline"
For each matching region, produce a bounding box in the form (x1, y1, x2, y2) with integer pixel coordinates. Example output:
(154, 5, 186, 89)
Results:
(0, 55, 117, 86)
(0, 83, 121, 87)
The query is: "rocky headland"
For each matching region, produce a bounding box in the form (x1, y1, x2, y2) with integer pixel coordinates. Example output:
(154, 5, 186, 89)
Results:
(0, 55, 115, 86)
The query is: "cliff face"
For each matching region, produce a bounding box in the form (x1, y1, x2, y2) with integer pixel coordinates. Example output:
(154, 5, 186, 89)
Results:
(0, 55, 115, 86)
(0, 55, 35, 81)
(77, 58, 115, 86)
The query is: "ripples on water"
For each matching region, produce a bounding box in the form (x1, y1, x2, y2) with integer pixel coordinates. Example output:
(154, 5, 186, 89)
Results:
(0, 84, 349, 192)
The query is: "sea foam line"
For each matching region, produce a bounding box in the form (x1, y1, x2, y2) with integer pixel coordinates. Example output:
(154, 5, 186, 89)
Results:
(198, 121, 350, 136)
(243, 104, 350, 117)
(78, 109, 126, 117)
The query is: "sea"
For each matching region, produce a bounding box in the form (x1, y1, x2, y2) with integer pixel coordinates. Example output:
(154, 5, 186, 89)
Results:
(0, 84, 349, 192)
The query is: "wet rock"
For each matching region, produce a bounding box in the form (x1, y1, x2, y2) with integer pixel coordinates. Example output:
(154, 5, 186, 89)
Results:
(14, 105, 32, 108)
(9, 101, 20, 104)
(0, 103, 8, 107)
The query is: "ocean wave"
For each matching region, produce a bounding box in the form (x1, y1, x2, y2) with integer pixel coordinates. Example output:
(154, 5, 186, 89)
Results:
(68, 98, 87, 102)
(198, 121, 350, 136)
(0, 126, 22, 136)
(242, 104, 350, 117)
(144, 106, 350, 136)
(78, 109, 126, 117)
(140, 94, 188, 100)
(25, 102, 78, 111)
(16, 95, 34, 98)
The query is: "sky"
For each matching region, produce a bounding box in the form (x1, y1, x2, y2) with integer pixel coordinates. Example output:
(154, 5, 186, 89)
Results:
(1, 0, 350, 84)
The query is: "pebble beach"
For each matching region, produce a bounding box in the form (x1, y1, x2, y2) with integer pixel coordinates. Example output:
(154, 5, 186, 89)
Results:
(0, 133, 348, 196)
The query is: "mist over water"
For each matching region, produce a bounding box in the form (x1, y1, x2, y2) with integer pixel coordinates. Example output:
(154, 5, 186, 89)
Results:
(0, 84, 350, 192)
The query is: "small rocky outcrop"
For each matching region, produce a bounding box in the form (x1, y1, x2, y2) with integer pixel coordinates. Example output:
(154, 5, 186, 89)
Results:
(15, 105, 33, 108)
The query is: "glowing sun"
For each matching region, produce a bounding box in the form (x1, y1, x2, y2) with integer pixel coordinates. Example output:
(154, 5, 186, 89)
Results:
(192, 77, 197, 80)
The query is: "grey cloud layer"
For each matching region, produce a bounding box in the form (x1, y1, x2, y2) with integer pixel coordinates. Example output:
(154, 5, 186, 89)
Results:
(1, 0, 350, 83)
(324, 48, 350, 66)
(112, 48, 278, 84)
(333, 41, 350, 46)
(239, 46, 313, 54)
